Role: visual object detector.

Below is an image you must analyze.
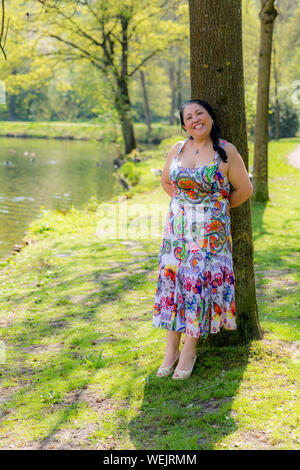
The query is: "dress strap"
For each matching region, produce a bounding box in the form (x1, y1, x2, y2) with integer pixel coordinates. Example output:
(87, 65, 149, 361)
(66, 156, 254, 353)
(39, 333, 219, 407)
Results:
(214, 152, 220, 163)
(175, 138, 189, 159)
(215, 138, 227, 162)
(219, 138, 227, 149)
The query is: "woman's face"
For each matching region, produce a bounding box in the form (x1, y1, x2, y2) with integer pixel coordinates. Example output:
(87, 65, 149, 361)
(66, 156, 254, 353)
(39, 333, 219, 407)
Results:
(182, 103, 214, 139)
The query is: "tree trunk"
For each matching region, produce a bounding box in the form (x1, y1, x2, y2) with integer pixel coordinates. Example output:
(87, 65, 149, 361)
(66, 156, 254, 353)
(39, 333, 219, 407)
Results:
(140, 68, 152, 138)
(252, 0, 278, 201)
(188, 0, 263, 346)
(117, 14, 137, 154)
(169, 61, 176, 126)
(273, 40, 280, 140)
(9, 94, 16, 121)
(9, 68, 17, 121)
(115, 77, 137, 154)
(176, 56, 182, 125)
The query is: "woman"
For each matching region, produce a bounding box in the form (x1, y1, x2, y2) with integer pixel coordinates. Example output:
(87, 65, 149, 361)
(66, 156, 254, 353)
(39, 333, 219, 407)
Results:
(152, 99, 253, 380)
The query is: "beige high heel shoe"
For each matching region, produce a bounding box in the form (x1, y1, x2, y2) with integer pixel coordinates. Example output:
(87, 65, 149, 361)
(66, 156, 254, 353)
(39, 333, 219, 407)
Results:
(172, 355, 197, 380)
(156, 353, 180, 377)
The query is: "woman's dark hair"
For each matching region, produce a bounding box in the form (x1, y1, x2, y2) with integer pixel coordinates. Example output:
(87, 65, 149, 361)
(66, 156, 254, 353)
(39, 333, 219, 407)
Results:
(179, 99, 228, 163)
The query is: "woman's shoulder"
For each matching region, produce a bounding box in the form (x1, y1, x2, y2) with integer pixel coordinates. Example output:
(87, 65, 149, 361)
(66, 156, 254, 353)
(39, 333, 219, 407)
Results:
(168, 139, 186, 156)
(164, 140, 184, 163)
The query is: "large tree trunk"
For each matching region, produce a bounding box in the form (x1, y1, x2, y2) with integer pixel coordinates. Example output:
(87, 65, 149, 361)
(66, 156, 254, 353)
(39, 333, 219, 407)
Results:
(252, 0, 278, 201)
(188, 0, 263, 346)
(140, 68, 152, 138)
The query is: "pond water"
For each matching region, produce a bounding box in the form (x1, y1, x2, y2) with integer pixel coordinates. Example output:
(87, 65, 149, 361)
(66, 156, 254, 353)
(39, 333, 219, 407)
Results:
(0, 137, 123, 260)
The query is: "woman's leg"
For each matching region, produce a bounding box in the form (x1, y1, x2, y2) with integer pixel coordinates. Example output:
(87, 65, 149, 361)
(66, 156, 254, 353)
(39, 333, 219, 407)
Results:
(160, 330, 181, 367)
(175, 335, 198, 370)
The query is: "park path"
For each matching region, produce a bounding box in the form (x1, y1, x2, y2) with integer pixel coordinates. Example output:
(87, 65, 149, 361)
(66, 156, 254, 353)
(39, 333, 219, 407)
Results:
(285, 142, 300, 170)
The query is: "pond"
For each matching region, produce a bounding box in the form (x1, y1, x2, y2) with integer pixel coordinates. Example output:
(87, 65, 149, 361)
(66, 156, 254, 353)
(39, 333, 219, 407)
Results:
(0, 137, 123, 260)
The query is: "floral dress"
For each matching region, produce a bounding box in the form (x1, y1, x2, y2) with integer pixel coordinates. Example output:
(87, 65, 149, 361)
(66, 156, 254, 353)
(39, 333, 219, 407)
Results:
(153, 137, 236, 338)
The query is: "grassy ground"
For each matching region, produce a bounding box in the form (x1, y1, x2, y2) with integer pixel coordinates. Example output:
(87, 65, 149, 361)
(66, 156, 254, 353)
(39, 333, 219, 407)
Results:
(0, 121, 179, 145)
(0, 136, 299, 450)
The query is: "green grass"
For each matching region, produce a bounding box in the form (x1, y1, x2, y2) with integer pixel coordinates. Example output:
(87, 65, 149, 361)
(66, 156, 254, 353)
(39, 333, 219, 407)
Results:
(0, 136, 299, 450)
(0, 121, 180, 145)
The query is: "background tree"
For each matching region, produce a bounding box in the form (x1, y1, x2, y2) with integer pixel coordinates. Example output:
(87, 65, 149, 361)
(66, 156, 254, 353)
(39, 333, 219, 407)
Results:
(130, 59, 172, 125)
(269, 93, 299, 138)
(188, 0, 263, 346)
(0, 2, 52, 120)
(252, 0, 278, 202)
(139, 68, 152, 139)
(242, 0, 260, 141)
(269, 0, 300, 139)
(36, 0, 186, 153)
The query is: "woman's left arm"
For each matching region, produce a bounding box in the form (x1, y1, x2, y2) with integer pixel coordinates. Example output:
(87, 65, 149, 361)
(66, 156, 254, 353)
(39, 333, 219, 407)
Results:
(225, 143, 253, 209)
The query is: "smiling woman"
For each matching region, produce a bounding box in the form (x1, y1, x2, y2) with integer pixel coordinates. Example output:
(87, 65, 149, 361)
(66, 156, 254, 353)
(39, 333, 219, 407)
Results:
(153, 99, 253, 380)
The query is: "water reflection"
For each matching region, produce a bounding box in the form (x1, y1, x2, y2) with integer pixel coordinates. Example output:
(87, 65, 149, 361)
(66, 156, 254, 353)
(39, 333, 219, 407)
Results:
(0, 138, 123, 260)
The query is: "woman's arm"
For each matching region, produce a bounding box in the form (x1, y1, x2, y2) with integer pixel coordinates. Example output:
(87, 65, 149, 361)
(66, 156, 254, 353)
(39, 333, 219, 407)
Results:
(225, 142, 253, 209)
(161, 179, 174, 198)
(160, 141, 182, 197)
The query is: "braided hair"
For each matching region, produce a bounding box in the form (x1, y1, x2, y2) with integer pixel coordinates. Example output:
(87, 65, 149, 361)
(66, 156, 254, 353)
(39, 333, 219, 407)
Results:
(179, 99, 228, 163)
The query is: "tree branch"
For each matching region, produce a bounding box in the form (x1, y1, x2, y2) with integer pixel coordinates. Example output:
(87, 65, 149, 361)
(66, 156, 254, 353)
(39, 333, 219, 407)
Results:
(49, 33, 105, 70)
(0, 0, 9, 59)
(128, 50, 160, 77)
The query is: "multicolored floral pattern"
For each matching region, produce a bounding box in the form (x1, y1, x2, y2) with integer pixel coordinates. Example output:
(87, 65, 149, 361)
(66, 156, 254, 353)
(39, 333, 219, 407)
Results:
(153, 137, 236, 338)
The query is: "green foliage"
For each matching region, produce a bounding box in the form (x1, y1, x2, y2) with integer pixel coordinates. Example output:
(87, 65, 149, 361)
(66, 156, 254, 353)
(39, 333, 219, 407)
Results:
(158, 135, 184, 152)
(0, 0, 299, 146)
(40, 390, 62, 405)
(0, 0, 189, 125)
(0, 1, 53, 120)
(119, 161, 141, 186)
(269, 99, 299, 138)
(134, 123, 181, 143)
(29, 221, 55, 235)
(83, 350, 104, 370)
(245, 83, 258, 141)
(85, 195, 102, 213)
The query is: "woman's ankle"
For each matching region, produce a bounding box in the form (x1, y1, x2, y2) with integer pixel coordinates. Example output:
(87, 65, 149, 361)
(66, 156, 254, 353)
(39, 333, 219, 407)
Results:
(162, 347, 179, 365)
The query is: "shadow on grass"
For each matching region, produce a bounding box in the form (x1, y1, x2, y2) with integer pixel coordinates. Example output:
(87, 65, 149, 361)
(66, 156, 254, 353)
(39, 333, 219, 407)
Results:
(251, 200, 268, 243)
(128, 344, 250, 450)
(0, 239, 158, 447)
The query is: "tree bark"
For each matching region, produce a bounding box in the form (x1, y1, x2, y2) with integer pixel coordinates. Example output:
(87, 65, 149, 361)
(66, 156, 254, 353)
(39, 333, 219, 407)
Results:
(188, 0, 263, 346)
(252, 0, 278, 201)
(115, 76, 137, 154)
(140, 68, 152, 138)
(117, 14, 137, 154)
